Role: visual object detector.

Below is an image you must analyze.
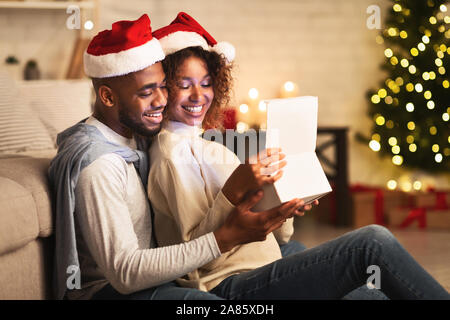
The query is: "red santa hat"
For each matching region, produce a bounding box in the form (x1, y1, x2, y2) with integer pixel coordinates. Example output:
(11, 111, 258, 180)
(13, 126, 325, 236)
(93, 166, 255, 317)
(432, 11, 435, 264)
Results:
(152, 12, 235, 63)
(84, 14, 165, 78)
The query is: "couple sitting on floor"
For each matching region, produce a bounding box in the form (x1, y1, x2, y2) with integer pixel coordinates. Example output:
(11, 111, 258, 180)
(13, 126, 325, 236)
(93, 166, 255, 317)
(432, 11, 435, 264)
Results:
(48, 12, 449, 300)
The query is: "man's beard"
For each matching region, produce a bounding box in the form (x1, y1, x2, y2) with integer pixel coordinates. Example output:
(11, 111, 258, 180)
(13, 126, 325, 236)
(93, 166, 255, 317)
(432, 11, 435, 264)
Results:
(118, 103, 162, 137)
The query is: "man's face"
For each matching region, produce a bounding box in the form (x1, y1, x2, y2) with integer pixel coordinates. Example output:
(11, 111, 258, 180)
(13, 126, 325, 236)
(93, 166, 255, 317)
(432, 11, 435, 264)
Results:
(114, 62, 167, 137)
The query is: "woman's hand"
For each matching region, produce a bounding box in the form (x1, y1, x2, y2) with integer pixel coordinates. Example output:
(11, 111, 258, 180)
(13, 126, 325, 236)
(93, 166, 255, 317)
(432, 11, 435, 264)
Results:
(222, 148, 286, 205)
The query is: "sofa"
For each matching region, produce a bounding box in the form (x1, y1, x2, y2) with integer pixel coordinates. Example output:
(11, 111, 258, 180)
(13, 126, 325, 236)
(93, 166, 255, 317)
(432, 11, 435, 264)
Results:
(0, 155, 55, 299)
(0, 73, 92, 299)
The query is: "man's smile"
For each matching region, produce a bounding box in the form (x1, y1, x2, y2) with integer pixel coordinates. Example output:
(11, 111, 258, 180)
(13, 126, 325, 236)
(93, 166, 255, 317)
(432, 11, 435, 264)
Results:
(143, 110, 163, 123)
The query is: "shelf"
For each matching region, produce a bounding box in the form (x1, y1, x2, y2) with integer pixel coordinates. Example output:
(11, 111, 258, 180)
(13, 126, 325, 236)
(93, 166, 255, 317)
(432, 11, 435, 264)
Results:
(0, 1, 95, 9)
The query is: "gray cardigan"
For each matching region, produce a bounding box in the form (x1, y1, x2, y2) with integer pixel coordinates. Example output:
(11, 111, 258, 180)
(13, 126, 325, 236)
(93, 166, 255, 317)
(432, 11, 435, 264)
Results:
(48, 119, 149, 300)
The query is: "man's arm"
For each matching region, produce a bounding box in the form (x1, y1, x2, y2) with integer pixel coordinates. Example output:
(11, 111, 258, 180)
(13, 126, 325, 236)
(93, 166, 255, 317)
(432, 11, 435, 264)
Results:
(75, 155, 301, 294)
(75, 155, 223, 294)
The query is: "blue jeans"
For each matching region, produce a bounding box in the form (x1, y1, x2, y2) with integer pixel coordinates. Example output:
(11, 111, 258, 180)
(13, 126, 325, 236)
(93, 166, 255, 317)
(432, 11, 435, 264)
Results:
(279, 238, 389, 300)
(91, 241, 311, 300)
(210, 225, 450, 300)
(92, 281, 224, 300)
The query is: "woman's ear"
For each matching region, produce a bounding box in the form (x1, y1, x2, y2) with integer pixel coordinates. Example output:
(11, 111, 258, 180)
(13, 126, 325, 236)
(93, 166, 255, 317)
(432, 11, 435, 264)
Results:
(98, 85, 115, 107)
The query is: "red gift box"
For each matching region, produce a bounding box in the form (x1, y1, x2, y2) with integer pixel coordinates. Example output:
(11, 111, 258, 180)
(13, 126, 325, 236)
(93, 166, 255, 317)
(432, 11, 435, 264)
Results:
(386, 188, 450, 230)
(350, 184, 408, 228)
(312, 184, 408, 228)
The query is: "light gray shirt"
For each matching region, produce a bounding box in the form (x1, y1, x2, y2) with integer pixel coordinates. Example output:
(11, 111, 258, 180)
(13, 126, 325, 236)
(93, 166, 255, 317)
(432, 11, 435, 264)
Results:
(68, 116, 221, 299)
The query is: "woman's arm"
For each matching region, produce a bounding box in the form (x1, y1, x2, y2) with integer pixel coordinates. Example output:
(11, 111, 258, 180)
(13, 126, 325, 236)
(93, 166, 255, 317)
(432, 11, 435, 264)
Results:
(272, 217, 295, 244)
(149, 156, 236, 242)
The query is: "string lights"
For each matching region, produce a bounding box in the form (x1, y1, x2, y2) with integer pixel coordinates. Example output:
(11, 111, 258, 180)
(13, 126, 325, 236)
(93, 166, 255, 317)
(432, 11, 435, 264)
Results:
(366, 0, 449, 176)
(237, 81, 300, 130)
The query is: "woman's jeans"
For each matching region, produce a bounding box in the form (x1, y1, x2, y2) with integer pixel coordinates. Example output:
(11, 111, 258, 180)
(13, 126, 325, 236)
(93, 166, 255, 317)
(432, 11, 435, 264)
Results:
(210, 225, 449, 300)
(279, 237, 389, 300)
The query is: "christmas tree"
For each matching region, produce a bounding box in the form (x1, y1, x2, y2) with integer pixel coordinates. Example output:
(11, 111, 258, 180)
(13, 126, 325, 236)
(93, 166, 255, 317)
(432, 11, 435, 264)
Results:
(363, 0, 449, 173)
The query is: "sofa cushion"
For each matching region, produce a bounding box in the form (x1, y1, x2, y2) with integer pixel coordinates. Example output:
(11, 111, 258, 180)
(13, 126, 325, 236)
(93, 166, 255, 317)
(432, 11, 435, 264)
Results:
(0, 238, 53, 299)
(0, 157, 53, 253)
(0, 72, 56, 154)
(0, 177, 40, 254)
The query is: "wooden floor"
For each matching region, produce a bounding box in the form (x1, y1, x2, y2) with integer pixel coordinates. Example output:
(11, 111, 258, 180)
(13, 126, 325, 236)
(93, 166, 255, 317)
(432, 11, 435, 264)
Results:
(291, 215, 450, 293)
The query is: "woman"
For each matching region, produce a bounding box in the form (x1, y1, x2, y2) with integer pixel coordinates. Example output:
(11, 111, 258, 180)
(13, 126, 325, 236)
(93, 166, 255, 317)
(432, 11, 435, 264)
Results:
(148, 12, 449, 299)
(148, 33, 303, 293)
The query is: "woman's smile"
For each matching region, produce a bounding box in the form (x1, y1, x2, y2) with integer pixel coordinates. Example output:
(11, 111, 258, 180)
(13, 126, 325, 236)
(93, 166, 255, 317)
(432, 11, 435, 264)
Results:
(182, 105, 205, 114)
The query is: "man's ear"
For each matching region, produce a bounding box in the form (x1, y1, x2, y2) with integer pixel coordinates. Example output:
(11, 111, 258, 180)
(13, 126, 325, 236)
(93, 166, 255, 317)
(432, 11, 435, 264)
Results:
(98, 85, 116, 107)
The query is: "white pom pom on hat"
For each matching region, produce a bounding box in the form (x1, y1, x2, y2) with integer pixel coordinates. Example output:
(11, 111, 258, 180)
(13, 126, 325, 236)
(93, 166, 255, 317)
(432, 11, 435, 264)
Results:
(211, 41, 235, 64)
(153, 12, 235, 64)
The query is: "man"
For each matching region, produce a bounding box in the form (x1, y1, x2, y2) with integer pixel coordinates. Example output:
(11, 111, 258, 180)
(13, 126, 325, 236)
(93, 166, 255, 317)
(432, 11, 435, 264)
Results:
(48, 14, 303, 300)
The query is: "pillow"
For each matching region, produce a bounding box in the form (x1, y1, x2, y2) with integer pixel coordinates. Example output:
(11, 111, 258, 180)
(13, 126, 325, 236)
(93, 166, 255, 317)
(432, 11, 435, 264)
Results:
(0, 72, 56, 153)
(17, 79, 93, 142)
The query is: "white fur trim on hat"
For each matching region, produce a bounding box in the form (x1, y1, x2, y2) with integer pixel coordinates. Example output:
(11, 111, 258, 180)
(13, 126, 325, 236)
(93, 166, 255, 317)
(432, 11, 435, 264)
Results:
(84, 38, 165, 78)
(159, 31, 236, 64)
(158, 31, 209, 56)
(212, 41, 235, 63)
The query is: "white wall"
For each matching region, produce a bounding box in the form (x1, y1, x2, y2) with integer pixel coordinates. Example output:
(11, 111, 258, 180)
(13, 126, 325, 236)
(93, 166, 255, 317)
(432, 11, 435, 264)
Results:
(1, 0, 448, 188)
(0, 8, 76, 79)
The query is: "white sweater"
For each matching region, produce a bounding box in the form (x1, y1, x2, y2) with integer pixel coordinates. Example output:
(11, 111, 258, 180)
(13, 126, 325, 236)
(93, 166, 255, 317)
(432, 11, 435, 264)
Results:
(69, 116, 221, 299)
(148, 120, 293, 291)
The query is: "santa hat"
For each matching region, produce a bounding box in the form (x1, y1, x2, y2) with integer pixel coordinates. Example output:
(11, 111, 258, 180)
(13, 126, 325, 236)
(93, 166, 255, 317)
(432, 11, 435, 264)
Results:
(84, 14, 165, 78)
(153, 12, 235, 63)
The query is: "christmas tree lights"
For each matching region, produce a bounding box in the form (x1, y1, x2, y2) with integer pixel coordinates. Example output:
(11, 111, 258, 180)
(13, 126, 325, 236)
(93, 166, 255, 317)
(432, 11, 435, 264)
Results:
(363, 0, 449, 173)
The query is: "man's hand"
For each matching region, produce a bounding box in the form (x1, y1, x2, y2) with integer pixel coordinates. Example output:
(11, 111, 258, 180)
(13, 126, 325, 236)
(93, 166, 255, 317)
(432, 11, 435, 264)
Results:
(222, 148, 286, 205)
(214, 190, 303, 253)
(294, 199, 319, 216)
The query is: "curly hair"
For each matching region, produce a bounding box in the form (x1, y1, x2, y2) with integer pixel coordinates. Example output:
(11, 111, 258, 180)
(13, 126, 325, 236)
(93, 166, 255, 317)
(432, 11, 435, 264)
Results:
(162, 46, 233, 130)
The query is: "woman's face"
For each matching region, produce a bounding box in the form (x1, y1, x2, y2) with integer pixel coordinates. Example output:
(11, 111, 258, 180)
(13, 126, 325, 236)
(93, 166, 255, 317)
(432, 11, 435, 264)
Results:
(167, 56, 214, 126)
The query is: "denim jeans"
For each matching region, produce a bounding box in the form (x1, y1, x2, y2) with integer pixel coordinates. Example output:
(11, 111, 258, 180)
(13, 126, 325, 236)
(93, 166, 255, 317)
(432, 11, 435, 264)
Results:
(91, 240, 311, 300)
(92, 281, 224, 300)
(92, 225, 449, 300)
(210, 225, 450, 300)
(279, 238, 389, 300)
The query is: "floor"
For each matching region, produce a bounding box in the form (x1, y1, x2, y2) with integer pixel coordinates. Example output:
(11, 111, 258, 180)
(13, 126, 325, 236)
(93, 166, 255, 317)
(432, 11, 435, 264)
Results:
(291, 214, 450, 293)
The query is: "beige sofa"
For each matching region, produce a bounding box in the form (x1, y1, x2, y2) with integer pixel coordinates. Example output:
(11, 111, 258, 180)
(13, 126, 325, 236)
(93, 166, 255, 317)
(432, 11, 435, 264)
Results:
(0, 155, 55, 299)
(0, 75, 92, 300)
